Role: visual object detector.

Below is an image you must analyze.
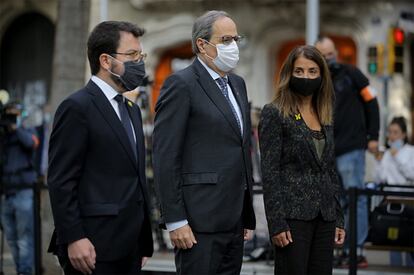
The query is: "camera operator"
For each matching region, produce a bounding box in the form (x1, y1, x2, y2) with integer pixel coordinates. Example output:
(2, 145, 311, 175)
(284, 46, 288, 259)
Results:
(1, 102, 39, 275)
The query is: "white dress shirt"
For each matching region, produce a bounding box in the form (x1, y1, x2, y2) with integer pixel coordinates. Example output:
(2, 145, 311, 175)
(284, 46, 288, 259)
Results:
(165, 58, 244, 232)
(91, 75, 136, 142)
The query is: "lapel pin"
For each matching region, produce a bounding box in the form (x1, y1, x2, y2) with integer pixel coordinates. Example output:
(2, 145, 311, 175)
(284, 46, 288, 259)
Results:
(127, 101, 133, 107)
(295, 114, 301, 120)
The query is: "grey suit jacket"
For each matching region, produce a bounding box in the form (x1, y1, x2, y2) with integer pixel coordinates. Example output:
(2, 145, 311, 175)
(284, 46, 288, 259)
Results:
(153, 58, 256, 233)
(259, 103, 344, 237)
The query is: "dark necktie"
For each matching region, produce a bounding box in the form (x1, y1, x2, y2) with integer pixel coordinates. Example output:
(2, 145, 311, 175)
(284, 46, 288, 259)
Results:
(114, 94, 137, 160)
(216, 77, 242, 135)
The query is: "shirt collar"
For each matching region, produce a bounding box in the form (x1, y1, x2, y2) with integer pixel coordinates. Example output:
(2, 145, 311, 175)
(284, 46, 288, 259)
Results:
(91, 75, 120, 101)
(197, 56, 227, 82)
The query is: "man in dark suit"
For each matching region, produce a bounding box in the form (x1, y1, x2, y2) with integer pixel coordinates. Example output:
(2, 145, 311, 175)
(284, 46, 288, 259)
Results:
(47, 21, 153, 274)
(153, 10, 256, 275)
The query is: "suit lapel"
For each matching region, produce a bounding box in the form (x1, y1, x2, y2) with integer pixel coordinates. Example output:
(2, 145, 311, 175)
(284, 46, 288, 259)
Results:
(320, 125, 332, 163)
(86, 81, 138, 169)
(192, 59, 242, 140)
(228, 75, 247, 141)
(126, 100, 144, 166)
(126, 102, 151, 210)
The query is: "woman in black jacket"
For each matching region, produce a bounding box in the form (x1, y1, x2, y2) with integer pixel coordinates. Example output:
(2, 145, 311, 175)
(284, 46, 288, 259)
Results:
(259, 45, 345, 275)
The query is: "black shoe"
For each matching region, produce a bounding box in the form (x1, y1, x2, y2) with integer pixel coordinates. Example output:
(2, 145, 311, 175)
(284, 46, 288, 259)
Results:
(340, 255, 369, 269)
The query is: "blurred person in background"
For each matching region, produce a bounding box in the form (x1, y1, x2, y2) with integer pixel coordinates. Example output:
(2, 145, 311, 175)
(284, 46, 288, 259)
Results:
(316, 36, 380, 268)
(259, 45, 345, 275)
(47, 21, 153, 274)
(374, 116, 414, 267)
(0, 102, 39, 275)
(374, 116, 414, 185)
(153, 10, 256, 275)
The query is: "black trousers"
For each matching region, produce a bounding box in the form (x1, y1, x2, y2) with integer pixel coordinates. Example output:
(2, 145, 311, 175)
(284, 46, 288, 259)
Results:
(274, 214, 336, 275)
(175, 221, 244, 275)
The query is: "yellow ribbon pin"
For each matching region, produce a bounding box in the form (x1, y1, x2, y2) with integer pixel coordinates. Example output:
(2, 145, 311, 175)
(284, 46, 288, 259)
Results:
(295, 114, 301, 120)
(127, 101, 133, 107)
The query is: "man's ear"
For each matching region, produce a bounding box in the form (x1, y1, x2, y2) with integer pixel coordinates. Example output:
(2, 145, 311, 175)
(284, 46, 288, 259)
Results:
(99, 54, 111, 71)
(196, 38, 206, 54)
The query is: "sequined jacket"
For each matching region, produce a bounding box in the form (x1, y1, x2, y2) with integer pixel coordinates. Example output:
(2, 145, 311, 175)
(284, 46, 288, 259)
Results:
(259, 103, 344, 237)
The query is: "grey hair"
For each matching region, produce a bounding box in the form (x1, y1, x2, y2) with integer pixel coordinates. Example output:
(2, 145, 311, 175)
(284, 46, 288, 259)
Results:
(192, 10, 230, 54)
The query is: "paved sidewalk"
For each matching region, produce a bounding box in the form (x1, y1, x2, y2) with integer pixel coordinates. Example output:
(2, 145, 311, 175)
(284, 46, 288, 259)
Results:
(141, 251, 413, 275)
(0, 244, 412, 274)
(0, 190, 410, 275)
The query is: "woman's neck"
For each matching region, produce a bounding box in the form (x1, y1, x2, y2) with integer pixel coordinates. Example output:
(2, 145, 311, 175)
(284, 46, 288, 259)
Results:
(299, 96, 313, 113)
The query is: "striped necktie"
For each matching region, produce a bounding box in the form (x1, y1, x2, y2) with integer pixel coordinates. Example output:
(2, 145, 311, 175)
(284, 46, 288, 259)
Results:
(216, 77, 242, 135)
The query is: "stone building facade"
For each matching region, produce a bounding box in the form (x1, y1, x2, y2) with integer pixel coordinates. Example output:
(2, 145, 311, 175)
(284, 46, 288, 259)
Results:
(1, 0, 413, 141)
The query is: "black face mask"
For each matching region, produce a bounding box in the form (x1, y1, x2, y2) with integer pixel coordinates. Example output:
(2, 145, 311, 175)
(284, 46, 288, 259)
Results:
(326, 57, 341, 76)
(109, 58, 146, 91)
(326, 57, 336, 68)
(289, 76, 322, 97)
(120, 60, 146, 90)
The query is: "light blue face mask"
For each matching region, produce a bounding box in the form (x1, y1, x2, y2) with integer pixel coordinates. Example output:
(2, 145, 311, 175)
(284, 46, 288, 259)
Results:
(388, 139, 404, 150)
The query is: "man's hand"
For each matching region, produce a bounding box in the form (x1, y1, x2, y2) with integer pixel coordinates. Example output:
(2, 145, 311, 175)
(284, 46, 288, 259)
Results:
(244, 229, 253, 241)
(335, 227, 346, 246)
(169, 224, 197, 249)
(367, 140, 379, 154)
(141, 257, 149, 268)
(271, 231, 293, 248)
(67, 238, 96, 274)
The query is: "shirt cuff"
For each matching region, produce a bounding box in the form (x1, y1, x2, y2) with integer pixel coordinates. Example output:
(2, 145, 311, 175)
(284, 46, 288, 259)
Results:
(166, 220, 188, 232)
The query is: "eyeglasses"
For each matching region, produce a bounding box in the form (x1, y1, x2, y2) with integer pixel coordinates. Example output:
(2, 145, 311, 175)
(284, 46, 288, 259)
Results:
(214, 35, 244, 45)
(112, 50, 147, 62)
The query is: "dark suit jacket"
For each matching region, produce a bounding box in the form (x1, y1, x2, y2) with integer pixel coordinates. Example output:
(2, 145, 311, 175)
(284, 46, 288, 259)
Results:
(153, 58, 255, 233)
(47, 80, 153, 261)
(259, 103, 344, 237)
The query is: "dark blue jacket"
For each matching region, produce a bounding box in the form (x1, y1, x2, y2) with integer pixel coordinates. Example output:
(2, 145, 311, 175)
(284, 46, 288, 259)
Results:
(2, 127, 38, 193)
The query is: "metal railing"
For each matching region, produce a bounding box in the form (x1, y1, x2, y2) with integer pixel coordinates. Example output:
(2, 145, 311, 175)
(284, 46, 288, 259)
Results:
(347, 185, 414, 275)
(2, 181, 413, 275)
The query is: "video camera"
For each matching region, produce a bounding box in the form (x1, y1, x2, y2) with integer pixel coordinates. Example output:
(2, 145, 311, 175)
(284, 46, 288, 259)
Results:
(0, 90, 20, 134)
(0, 105, 18, 126)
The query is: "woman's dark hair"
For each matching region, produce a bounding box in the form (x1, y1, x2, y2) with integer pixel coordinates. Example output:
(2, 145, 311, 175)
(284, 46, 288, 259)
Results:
(87, 21, 145, 75)
(273, 45, 334, 125)
(390, 116, 409, 144)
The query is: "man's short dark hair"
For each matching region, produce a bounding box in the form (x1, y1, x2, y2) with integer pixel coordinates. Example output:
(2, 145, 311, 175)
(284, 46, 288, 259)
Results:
(87, 21, 145, 75)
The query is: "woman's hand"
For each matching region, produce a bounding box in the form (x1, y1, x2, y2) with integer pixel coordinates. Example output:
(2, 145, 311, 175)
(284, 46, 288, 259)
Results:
(374, 151, 384, 161)
(335, 227, 346, 245)
(390, 148, 399, 157)
(244, 229, 253, 241)
(271, 231, 293, 248)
